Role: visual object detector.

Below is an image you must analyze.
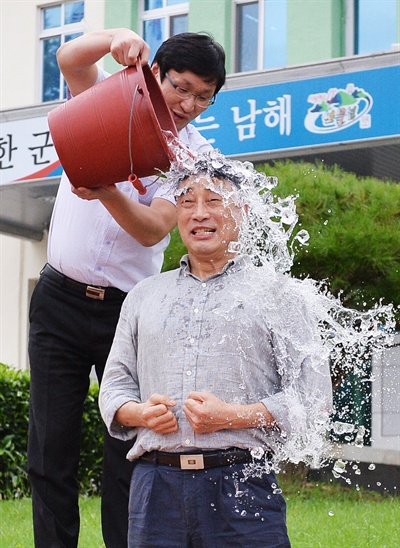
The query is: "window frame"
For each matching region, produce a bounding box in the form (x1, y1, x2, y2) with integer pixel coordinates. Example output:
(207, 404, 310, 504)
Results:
(344, 0, 398, 56)
(233, 0, 263, 73)
(233, 0, 287, 73)
(38, 1, 85, 103)
(139, 0, 189, 49)
(344, 0, 356, 56)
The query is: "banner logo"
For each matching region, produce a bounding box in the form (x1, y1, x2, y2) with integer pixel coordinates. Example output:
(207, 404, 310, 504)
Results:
(305, 84, 373, 134)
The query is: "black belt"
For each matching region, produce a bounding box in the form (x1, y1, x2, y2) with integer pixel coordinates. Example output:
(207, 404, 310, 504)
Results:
(41, 263, 127, 302)
(139, 448, 272, 470)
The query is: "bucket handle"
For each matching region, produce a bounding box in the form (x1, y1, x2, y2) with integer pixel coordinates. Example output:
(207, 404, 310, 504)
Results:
(127, 60, 147, 195)
(128, 173, 146, 195)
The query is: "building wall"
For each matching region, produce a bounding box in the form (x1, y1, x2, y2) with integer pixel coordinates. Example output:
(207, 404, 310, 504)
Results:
(188, 0, 232, 68)
(105, 0, 138, 37)
(1, 1, 39, 109)
(0, 0, 105, 370)
(287, 0, 343, 64)
(104, 0, 348, 73)
(0, 235, 47, 368)
(100, 0, 400, 77)
(0, 0, 105, 109)
(103, 1, 233, 76)
(371, 333, 400, 456)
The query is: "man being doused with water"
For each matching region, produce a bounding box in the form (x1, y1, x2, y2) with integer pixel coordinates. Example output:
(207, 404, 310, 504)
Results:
(99, 151, 333, 547)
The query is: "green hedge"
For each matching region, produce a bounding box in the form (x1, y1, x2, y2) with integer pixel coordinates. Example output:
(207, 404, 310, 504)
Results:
(260, 160, 400, 325)
(0, 363, 103, 500)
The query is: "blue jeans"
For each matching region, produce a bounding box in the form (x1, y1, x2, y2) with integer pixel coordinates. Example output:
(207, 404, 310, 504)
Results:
(128, 460, 291, 547)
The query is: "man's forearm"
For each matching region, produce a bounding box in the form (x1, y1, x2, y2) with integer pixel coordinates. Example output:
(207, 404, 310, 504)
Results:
(115, 400, 144, 427)
(183, 392, 277, 434)
(228, 402, 276, 430)
(56, 28, 150, 96)
(99, 193, 177, 246)
(115, 394, 178, 434)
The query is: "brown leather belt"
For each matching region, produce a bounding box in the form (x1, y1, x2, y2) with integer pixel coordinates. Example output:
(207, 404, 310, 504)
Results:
(139, 448, 272, 470)
(41, 263, 127, 302)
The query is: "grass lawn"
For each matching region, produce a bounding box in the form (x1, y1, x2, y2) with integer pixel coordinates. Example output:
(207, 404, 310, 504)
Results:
(0, 496, 104, 548)
(0, 477, 398, 547)
(283, 478, 399, 547)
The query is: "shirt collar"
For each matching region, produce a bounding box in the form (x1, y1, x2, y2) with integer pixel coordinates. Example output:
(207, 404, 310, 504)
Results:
(179, 254, 251, 282)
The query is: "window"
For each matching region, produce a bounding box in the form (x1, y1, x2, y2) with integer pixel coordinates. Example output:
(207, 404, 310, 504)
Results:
(141, 0, 188, 61)
(40, 1, 85, 102)
(345, 0, 398, 56)
(236, 2, 258, 72)
(235, 0, 287, 72)
(355, 0, 397, 55)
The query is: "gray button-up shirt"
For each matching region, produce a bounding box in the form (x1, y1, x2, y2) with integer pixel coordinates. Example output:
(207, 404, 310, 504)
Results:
(99, 255, 332, 461)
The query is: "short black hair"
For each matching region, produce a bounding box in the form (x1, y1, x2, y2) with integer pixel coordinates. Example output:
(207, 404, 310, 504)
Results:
(152, 33, 226, 96)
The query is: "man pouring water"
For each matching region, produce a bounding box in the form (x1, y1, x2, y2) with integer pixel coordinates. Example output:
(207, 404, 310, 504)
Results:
(28, 28, 226, 548)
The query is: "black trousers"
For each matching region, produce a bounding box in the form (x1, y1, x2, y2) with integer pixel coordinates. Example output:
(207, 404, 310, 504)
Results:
(28, 269, 134, 548)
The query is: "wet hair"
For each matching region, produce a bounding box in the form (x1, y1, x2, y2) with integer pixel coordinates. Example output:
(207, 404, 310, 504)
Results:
(152, 33, 226, 96)
(166, 149, 270, 196)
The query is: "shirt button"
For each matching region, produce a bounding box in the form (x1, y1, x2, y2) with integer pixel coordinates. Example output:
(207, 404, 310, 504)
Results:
(201, 282, 207, 288)
(185, 439, 191, 446)
(186, 370, 192, 376)
(194, 308, 199, 313)
(189, 338, 195, 345)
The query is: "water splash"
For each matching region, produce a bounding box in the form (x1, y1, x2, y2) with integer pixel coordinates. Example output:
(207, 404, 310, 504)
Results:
(332, 459, 347, 478)
(160, 146, 396, 474)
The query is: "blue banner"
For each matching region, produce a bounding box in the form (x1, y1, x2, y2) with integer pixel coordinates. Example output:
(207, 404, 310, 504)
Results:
(191, 65, 400, 156)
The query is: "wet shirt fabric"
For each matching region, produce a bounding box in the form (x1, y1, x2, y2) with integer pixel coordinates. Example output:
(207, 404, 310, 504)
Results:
(99, 254, 333, 460)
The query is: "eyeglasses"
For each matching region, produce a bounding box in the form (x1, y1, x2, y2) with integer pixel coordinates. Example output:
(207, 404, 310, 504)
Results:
(165, 72, 216, 109)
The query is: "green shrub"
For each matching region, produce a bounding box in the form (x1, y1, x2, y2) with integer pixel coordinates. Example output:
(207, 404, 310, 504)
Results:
(0, 363, 103, 499)
(79, 381, 104, 497)
(162, 226, 188, 272)
(260, 160, 400, 325)
(0, 363, 30, 499)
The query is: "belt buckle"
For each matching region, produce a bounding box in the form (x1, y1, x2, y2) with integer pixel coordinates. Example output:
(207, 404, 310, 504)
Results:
(180, 454, 205, 470)
(86, 286, 105, 300)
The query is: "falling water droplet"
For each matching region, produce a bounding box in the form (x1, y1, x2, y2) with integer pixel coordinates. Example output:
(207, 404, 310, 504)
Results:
(228, 241, 241, 253)
(333, 459, 347, 476)
(250, 447, 265, 460)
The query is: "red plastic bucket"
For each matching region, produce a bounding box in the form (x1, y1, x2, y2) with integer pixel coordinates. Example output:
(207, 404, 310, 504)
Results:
(48, 62, 178, 190)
